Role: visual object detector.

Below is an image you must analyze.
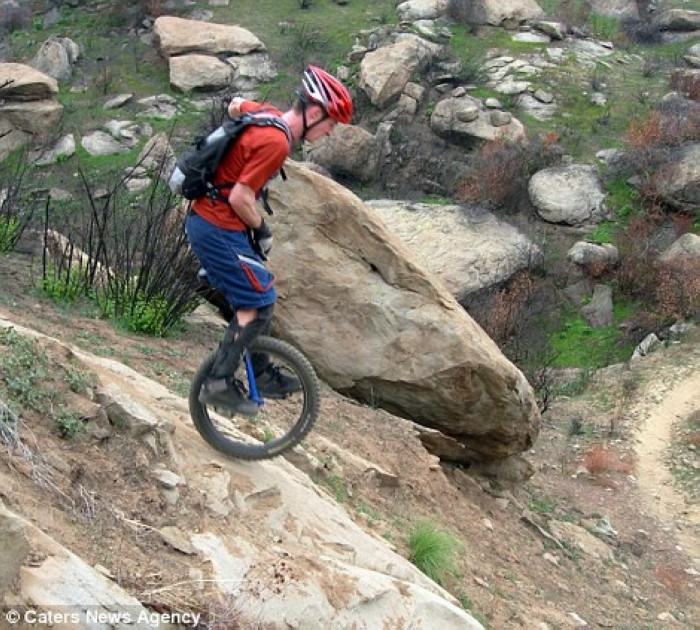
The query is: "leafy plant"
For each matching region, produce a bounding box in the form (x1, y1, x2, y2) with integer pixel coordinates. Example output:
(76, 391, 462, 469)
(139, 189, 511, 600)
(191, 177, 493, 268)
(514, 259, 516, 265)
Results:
(408, 520, 461, 585)
(65, 363, 97, 393)
(0, 328, 50, 409)
(585, 221, 616, 245)
(54, 408, 85, 438)
(41, 263, 90, 304)
(0, 217, 21, 254)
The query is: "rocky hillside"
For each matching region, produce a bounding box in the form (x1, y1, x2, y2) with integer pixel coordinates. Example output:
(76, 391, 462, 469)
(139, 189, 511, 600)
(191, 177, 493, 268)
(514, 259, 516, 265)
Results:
(0, 0, 698, 627)
(0, 257, 698, 628)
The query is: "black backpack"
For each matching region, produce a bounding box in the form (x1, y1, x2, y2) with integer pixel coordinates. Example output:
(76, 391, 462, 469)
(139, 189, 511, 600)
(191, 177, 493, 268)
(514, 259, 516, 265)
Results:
(169, 111, 291, 205)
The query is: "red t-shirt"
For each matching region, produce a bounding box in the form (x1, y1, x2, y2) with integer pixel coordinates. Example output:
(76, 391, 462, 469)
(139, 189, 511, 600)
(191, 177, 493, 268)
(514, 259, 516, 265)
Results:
(191, 101, 290, 232)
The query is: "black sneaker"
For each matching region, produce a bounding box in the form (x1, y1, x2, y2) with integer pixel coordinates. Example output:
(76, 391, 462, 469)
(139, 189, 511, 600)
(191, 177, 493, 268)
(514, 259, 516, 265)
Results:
(198, 378, 259, 416)
(256, 364, 302, 399)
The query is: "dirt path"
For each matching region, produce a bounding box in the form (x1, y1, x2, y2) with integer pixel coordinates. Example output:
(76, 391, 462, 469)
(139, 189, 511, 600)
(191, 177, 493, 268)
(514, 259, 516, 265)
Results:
(635, 371, 700, 570)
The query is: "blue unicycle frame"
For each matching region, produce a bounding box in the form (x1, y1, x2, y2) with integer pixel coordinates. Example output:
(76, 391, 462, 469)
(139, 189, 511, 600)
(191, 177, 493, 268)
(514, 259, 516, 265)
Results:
(243, 351, 263, 405)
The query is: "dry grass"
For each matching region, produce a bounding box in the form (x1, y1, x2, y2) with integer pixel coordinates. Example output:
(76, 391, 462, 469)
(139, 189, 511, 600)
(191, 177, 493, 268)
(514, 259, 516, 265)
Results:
(583, 443, 634, 476)
(654, 564, 689, 595)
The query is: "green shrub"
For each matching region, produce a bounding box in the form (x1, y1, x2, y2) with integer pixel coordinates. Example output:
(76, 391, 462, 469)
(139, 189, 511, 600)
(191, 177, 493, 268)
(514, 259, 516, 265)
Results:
(0, 328, 54, 412)
(41, 263, 91, 304)
(54, 408, 85, 438)
(100, 288, 179, 337)
(408, 520, 461, 585)
(65, 364, 97, 393)
(0, 217, 20, 254)
(551, 305, 637, 369)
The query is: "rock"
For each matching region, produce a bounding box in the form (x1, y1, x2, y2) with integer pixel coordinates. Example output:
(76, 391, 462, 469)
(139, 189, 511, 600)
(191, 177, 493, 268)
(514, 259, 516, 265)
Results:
(168, 53, 234, 92)
(461, 0, 544, 26)
(80, 130, 130, 157)
(29, 36, 80, 82)
(152, 16, 264, 56)
(529, 165, 607, 225)
(104, 93, 133, 109)
(567, 241, 619, 275)
(0, 62, 59, 100)
(305, 124, 381, 183)
(266, 162, 541, 462)
(358, 35, 441, 108)
(580, 284, 614, 328)
(366, 200, 542, 299)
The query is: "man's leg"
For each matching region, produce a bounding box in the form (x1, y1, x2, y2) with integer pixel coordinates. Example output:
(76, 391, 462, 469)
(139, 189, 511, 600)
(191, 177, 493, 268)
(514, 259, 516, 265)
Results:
(200, 306, 274, 414)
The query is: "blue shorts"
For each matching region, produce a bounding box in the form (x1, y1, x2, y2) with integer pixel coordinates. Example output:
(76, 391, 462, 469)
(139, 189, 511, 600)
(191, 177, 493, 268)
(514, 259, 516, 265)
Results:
(185, 213, 276, 309)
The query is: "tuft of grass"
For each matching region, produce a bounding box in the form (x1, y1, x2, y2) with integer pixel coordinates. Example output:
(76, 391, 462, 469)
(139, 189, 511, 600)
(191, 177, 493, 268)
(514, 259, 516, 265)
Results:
(584, 221, 616, 245)
(550, 301, 638, 369)
(408, 520, 461, 585)
(529, 495, 555, 515)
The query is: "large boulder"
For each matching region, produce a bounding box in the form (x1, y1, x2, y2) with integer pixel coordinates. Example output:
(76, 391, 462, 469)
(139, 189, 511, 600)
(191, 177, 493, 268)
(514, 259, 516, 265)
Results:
(267, 161, 541, 462)
(358, 35, 441, 108)
(655, 143, 700, 211)
(0, 62, 58, 101)
(431, 96, 526, 145)
(653, 9, 700, 32)
(397, 0, 448, 22)
(152, 16, 264, 57)
(0, 63, 63, 161)
(365, 200, 542, 299)
(528, 164, 607, 225)
(29, 36, 81, 82)
(461, 0, 544, 26)
(305, 124, 381, 182)
(168, 53, 234, 92)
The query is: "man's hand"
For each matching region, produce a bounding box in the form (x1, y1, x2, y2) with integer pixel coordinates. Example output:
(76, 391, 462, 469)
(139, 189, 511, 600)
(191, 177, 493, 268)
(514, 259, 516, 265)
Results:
(250, 220, 273, 259)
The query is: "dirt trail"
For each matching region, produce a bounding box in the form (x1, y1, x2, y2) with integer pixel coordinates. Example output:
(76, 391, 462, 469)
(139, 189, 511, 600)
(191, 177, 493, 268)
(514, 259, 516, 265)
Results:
(635, 371, 700, 570)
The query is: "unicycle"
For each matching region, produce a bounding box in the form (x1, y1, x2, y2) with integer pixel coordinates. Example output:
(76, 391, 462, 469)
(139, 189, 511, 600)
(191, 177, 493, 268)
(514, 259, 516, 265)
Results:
(189, 335, 320, 460)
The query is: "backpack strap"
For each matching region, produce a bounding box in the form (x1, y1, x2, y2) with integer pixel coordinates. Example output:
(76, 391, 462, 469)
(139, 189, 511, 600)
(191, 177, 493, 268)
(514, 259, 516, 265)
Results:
(211, 111, 292, 211)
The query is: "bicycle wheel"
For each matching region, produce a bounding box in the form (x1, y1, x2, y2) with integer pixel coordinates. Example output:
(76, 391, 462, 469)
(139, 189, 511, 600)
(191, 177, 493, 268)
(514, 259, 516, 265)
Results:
(189, 336, 320, 460)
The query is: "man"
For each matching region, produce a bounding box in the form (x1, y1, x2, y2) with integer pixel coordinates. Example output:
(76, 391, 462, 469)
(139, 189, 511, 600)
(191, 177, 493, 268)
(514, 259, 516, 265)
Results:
(185, 65, 353, 414)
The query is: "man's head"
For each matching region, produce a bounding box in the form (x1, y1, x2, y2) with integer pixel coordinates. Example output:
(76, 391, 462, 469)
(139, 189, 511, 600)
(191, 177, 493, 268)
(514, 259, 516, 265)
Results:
(294, 65, 353, 142)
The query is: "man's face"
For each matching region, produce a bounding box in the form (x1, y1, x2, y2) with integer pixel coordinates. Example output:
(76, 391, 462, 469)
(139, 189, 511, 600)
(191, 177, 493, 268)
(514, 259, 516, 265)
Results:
(305, 109, 337, 143)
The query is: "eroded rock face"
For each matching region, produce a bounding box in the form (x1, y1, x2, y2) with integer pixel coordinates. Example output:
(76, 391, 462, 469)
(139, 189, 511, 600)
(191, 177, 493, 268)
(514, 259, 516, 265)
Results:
(0, 318, 484, 629)
(267, 162, 541, 462)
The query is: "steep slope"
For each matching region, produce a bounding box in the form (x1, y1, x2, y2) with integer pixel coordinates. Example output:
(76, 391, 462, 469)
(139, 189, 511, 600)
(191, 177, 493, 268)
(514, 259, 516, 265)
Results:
(0, 251, 698, 628)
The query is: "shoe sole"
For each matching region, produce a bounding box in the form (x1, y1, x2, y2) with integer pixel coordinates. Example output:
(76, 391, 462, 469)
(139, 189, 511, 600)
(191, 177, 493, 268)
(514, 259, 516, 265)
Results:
(199, 392, 259, 417)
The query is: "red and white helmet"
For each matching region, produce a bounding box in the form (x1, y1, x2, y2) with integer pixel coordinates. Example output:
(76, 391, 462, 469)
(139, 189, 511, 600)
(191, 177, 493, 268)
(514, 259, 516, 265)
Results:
(301, 65, 354, 124)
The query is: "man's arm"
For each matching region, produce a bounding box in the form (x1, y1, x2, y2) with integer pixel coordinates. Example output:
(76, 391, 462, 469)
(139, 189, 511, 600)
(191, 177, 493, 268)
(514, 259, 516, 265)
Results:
(228, 183, 263, 229)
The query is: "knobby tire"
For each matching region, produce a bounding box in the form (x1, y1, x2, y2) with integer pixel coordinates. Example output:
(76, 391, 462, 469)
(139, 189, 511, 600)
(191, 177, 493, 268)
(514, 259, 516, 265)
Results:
(189, 336, 320, 460)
